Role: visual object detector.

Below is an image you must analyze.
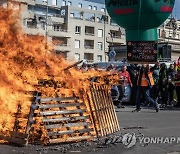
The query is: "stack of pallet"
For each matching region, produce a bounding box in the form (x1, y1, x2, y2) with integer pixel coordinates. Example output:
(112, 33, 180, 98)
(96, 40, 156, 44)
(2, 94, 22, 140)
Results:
(10, 83, 120, 146)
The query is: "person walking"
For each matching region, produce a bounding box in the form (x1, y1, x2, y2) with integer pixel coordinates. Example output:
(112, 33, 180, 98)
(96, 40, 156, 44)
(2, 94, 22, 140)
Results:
(132, 64, 159, 112)
(128, 64, 139, 106)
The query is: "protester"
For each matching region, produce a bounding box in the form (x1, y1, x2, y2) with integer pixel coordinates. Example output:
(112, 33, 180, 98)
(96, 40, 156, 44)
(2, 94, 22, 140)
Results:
(128, 64, 139, 105)
(167, 64, 177, 106)
(151, 65, 160, 102)
(117, 65, 132, 108)
(174, 60, 180, 107)
(132, 64, 159, 112)
(158, 63, 169, 107)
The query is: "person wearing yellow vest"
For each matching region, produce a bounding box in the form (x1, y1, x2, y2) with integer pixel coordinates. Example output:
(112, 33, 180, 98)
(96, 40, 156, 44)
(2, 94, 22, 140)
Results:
(132, 64, 159, 112)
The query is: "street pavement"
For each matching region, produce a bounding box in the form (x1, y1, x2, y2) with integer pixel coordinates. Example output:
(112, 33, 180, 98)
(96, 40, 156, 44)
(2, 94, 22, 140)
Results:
(0, 106, 180, 154)
(83, 106, 180, 154)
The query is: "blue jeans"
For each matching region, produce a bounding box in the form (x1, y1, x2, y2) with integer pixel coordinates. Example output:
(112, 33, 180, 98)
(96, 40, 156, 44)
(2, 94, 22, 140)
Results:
(136, 86, 158, 110)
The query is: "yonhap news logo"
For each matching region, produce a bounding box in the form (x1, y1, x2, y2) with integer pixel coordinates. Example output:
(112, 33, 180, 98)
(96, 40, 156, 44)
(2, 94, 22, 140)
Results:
(122, 132, 180, 148)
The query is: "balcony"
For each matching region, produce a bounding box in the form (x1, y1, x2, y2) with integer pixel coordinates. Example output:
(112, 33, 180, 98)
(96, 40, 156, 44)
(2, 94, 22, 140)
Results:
(51, 16, 65, 24)
(23, 27, 45, 35)
(23, 11, 35, 19)
(106, 36, 125, 44)
(54, 44, 71, 52)
(48, 29, 71, 38)
(15, 0, 35, 5)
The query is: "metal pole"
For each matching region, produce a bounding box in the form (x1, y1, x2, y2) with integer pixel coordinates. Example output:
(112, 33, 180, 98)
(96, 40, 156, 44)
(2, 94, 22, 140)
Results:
(104, 10, 106, 62)
(45, 0, 48, 49)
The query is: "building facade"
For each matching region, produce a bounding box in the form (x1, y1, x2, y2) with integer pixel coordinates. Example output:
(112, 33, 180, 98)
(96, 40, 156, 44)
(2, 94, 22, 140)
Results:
(1, 0, 180, 62)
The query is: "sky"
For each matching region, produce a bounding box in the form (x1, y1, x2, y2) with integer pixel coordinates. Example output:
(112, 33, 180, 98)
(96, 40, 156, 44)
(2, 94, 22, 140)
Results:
(87, 0, 180, 20)
(172, 0, 180, 20)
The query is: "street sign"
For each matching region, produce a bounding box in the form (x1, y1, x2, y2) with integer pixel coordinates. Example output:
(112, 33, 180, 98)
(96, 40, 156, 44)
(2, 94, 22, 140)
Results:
(109, 48, 116, 61)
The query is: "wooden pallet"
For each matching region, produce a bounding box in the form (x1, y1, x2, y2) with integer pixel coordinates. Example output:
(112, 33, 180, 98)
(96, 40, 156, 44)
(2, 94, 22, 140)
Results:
(37, 96, 93, 144)
(10, 83, 120, 145)
(89, 83, 120, 137)
(10, 91, 41, 146)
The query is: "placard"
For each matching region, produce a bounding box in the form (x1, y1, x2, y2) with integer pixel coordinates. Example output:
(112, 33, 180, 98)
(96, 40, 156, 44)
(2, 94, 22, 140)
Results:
(127, 41, 158, 63)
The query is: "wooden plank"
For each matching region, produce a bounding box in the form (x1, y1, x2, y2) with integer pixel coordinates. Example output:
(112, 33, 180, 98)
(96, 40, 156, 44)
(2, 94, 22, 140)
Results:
(93, 84, 108, 136)
(101, 85, 116, 134)
(104, 85, 120, 132)
(49, 136, 93, 144)
(40, 109, 86, 116)
(38, 103, 84, 109)
(25, 91, 41, 146)
(45, 122, 90, 129)
(104, 85, 119, 132)
(10, 137, 27, 145)
(90, 85, 105, 136)
(47, 128, 93, 136)
(11, 132, 28, 139)
(40, 97, 78, 102)
(43, 116, 89, 123)
(97, 85, 112, 134)
(86, 93, 99, 138)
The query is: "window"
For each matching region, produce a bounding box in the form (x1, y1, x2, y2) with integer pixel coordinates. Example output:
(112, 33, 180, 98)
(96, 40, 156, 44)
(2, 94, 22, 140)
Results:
(97, 17, 100, 22)
(97, 55, 102, 62)
(158, 29, 161, 38)
(75, 53, 80, 61)
(177, 34, 179, 39)
(98, 42, 103, 50)
(75, 26, 81, 34)
(54, 25, 60, 31)
(70, 13, 74, 18)
(75, 40, 80, 48)
(93, 6, 97, 10)
(101, 8, 105, 12)
(62, 0, 66, 6)
(78, 3, 82, 8)
(52, 0, 57, 5)
(89, 5, 92, 10)
(68, 1, 72, 6)
(98, 29, 103, 37)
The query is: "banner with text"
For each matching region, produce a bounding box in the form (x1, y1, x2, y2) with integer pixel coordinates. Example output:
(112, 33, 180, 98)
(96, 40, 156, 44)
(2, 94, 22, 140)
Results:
(127, 41, 158, 63)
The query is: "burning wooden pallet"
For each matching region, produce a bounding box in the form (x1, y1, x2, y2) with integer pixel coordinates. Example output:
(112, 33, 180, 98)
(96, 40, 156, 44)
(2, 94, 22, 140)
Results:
(10, 83, 120, 146)
(11, 92, 93, 145)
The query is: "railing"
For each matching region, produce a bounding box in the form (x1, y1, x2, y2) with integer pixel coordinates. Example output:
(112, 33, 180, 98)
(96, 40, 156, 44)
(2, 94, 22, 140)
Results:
(52, 14, 64, 18)
(71, 16, 83, 20)
(158, 58, 171, 62)
(54, 28, 69, 32)
(112, 36, 121, 39)
(110, 22, 118, 26)
(85, 60, 94, 64)
(85, 32, 94, 36)
(97, 20, 108, 24)
(85, 18, 95, 22)
(56, 44, 70, 47)
(84, 46, 94, 49)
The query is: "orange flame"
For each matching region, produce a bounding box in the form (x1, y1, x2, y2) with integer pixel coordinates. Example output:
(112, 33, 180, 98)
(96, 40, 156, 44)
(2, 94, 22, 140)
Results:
(0, 7, 114, 141)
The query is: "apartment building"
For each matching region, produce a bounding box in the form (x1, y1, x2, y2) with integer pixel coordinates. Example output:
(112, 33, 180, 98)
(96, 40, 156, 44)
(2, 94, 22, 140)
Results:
(1, 0, 180, 62)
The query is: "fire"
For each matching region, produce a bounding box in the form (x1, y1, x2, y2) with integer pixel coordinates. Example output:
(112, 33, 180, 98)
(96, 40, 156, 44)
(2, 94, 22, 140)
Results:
(0, 7, 115, 142)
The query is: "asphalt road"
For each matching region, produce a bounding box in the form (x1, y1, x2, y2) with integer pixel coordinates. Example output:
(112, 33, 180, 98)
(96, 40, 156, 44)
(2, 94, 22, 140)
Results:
(0, 106, 180, 154)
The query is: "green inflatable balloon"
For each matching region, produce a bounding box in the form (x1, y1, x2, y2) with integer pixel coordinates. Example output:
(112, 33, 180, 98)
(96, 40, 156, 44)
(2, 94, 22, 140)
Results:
(105, 0, 175, 41)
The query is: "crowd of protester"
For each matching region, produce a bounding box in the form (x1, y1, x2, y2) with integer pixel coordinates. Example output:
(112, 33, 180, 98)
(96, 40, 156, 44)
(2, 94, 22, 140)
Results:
(111, 60, 180, 112)
(80, 57, 180, 112)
